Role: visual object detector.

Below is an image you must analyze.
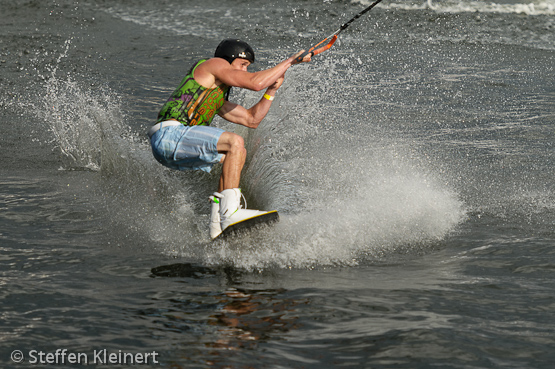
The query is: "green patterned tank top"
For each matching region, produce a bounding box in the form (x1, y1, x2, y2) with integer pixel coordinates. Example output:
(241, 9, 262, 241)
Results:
(157, 59, 230, 126)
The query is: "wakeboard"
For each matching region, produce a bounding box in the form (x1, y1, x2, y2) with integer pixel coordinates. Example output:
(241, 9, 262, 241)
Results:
(214, 210, 279, 240)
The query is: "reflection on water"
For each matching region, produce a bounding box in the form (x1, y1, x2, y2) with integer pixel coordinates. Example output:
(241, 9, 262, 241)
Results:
(149, 264, 306, 368)
(208, 287, 302, 348)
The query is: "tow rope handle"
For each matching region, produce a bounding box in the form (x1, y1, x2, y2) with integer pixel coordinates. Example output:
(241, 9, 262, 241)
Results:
(292, 0, 384, 64)
(293, 35, 338, 64)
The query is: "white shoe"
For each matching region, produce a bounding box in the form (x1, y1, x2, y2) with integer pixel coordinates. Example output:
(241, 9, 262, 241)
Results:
(209, 192, 224, 239)
(219, 188, 268, 231)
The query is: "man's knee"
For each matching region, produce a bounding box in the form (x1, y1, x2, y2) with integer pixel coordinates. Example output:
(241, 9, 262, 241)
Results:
(230, 133, 245, 148)
(227, 133, 246, 155)
(218, 132, 245, 154)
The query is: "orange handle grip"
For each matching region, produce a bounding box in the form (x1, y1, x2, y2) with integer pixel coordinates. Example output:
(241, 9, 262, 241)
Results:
(311, 35, 338, 57)
(293, 35, 338, 64)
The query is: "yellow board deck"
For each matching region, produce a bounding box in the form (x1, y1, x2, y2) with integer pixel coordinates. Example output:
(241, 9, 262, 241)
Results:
(214, 210, 279, 240)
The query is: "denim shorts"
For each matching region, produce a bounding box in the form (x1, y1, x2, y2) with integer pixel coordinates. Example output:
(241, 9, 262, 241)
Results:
(150, 123, 225, 173)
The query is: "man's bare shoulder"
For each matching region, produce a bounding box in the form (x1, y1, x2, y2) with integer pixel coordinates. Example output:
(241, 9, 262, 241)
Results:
(194, 58, 232, 87)
(198, 57, 232, 73)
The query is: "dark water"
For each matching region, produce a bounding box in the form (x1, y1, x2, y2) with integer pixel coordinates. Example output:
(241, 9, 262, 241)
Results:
(1, 0, 554, 367)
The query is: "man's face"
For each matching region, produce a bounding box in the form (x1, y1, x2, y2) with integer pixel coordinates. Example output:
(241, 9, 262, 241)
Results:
(231, 58, 251, 72)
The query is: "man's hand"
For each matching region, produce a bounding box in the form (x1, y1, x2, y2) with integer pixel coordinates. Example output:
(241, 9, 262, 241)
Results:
(291, 50, 312, 65)
(268, 74, 285, 91)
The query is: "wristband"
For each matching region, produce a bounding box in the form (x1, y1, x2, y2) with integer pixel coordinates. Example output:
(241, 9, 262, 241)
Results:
(263, 93, 274, 101)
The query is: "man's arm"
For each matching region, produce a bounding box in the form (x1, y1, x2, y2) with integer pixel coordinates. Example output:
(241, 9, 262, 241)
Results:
(199, 50, 309, 92)
(218, 76, 284, 128)
(217, 57, 292, 92)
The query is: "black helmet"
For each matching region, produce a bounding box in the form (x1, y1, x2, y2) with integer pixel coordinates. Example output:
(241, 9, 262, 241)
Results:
(214, 39, 255, 64)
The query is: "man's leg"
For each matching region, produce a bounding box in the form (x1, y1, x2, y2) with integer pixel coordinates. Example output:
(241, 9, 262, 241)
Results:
(214, 131, 268, 233)
(216, 132, 246, 192)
